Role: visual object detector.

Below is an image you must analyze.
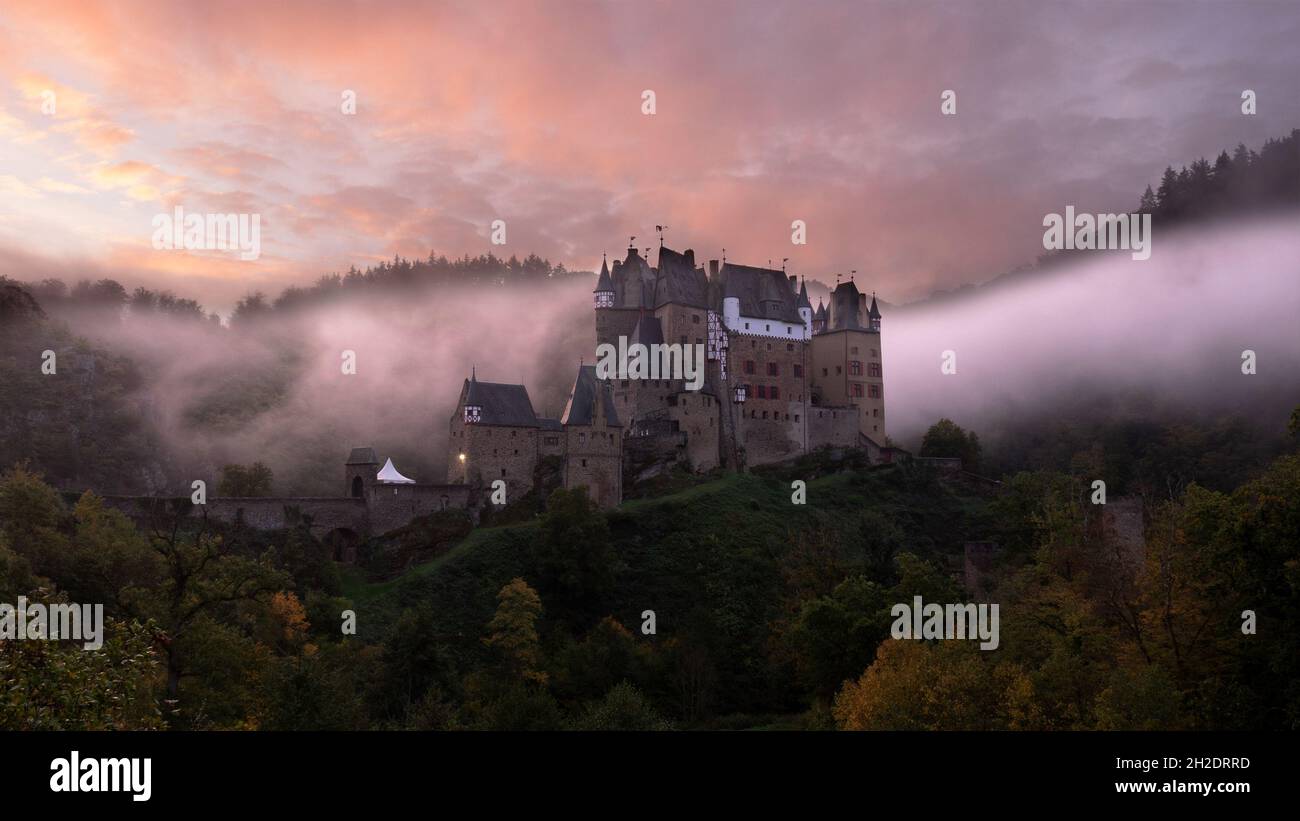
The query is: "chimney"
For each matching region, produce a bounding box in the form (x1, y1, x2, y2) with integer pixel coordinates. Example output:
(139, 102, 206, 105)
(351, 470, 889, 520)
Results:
(709, 259, 719, 278)
(859, 293, 868, 322)
(788, 275, 797, 292)
(684, 249, 695, 266)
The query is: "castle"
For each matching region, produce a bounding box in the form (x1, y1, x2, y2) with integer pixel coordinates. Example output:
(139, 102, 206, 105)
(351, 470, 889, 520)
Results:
(423, 242, 891, 510)
(99, 241, 891, 557)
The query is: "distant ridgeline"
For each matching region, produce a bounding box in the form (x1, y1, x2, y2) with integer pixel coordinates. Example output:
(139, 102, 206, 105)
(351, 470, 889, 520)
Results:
(22, 251, 589, 327)
(898, 129, 1300, 311)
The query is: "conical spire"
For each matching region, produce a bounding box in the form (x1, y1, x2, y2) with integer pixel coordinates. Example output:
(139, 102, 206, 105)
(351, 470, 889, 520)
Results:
(594, 253, 613, 293)
(796, 278, 812, 311)
(868, 292, 881, 319)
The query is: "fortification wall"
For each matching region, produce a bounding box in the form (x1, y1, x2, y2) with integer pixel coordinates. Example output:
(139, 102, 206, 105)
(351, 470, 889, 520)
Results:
(807, 403, 860, 449)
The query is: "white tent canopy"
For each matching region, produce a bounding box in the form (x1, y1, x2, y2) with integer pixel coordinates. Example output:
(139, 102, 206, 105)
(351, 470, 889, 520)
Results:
(376, 457, 416, 484)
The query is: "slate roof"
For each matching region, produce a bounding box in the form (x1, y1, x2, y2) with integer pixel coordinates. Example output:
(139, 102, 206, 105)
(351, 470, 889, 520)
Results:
(538, 417, 563, 432)
(594, 255, 613, 293)
(719, 262, 802, 323)
(612, 247, 655, 309)
(829, 280, 866, 331)
(868, 294, 881, 319)
(814, 300, 827, 323)
(346, 447, 377, 465)
(561, 365, 621, 427)
(461, 376, 540, 427)
(797, 279, 812, 311)
(629, 312, 665, 346)
(653, 246, 709, 309)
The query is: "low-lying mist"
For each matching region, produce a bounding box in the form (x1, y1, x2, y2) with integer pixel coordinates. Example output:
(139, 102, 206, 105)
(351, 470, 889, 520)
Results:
(37, 211, 1300, 496)
(62, 279, 593, 495)
(884, 211, 1300, 452)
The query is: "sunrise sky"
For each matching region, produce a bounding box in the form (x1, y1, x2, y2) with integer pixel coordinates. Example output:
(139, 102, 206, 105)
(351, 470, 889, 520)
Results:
(1, 0, 1298, 314)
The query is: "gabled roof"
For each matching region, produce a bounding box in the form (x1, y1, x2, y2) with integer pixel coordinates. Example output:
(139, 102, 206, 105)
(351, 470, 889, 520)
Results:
(612, 247, 655, 309)
(719, 262, 802, 323)
(829, 280, 865, 330)
(814, 299, 827, 322)
(460, 375, 540, 427)
(377, 457, 415, 484)
(561, 365, 621, 427)
(653, 246, 709, 309)
(346, 447, 377, 465)
(629, 312, 665, 346)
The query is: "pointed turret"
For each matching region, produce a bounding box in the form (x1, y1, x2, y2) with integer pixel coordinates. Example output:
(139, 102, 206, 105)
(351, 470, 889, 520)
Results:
(796, 278, 813, 339)
(593, 254, 615, 308)
(868, 292, 881, 331)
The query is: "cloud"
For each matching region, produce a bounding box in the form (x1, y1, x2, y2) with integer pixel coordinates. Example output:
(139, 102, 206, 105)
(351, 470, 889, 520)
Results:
(0, 0, 1296, 310)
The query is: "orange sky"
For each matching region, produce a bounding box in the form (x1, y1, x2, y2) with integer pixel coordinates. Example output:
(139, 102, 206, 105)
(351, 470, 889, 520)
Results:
(1, 0, 1298, 313)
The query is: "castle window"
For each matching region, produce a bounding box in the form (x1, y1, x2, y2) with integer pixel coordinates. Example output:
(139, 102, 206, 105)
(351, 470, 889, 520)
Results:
(851, 383, 864, 397)
(693, 314, 700, 324)
(744, 360, 755, 375)
(868, 384, 882, 399)
(765, 343, 771, 351)
(836, 366, 842, 375)
(771, 386, 779, 400)
(765, 325, 771, 332)
(579, 433, 586, 444)
(513, 449, 519, 456)
(794, 414, 800, 422)
(868, 363, 882, 377)
(766, 362, 779, 376)
(756, 385, 767, 399)
(822, 368, 828, 377)
(762, 411, 768, 419)
(501, 468, 507, 477)
(745, 322, 750, 330)
(873, 409, 879, 417)
(850, 361, 862, 376)
(511, 430, 517, 437)
(581, 459, 587, 467)
(786, 343, 794, 351)
(793, 365, 803, 378)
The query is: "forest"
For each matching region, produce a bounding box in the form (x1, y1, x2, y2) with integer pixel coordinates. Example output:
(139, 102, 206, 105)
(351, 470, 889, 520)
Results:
(2, 414, 1298, 730)
(2, 131, 1298, 730)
